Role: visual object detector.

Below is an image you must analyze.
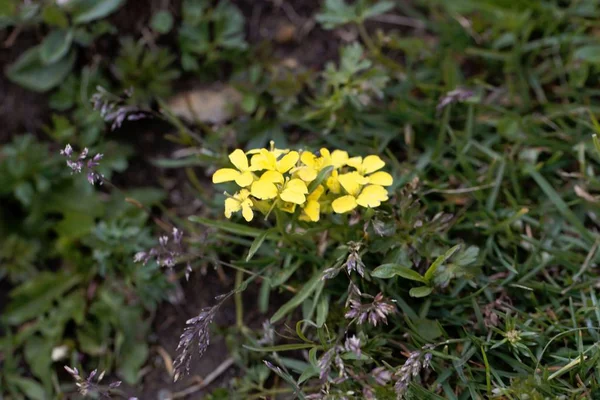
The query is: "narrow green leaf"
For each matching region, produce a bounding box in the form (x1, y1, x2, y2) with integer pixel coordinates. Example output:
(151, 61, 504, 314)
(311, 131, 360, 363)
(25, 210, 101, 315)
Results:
(270, 271, 324, 323)
(316, 295, 329, 327)
(308, 165, 334, 194)
(424, 245, 461, 282)
(526, 165, 594, 243)
(247, 229, 273, 261)
(548, 355, 587, 380)
(372, 263, 426, 282)
(243, 343, 316, 352)
(189, 216, 275, 238)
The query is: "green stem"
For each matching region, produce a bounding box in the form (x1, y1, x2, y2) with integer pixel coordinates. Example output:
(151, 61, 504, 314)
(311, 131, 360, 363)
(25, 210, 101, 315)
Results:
(235, 268, 244, 329)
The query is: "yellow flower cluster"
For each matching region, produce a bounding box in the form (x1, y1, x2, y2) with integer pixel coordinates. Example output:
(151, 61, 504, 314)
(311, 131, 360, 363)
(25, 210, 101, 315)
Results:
(212, 142, 393, 222)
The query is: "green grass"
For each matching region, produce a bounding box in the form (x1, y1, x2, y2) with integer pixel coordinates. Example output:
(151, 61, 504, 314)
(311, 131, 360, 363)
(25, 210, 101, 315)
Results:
(4, 0, 600, 398)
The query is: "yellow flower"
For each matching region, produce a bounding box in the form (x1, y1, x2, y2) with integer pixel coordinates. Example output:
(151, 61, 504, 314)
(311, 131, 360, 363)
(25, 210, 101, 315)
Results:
(250, 148, 299, 174)
(250, 171, 284, 200)
(251, 173, 308, 205)
(331, 172, 389, 213)
(280, 178, 309, 204)
(297, 148, 349, 182)
(300, 185, 325, 222)
(224, 189, 254, 221)
(347, 155, 393, 186)
(213, 149, 254, 187)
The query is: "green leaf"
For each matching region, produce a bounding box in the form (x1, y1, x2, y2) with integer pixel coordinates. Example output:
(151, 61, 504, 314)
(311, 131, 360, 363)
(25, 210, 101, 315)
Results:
(247, 229, 274, 261)
(71, 0, 126, 24)
(150, 10, 174, 34)
(270, 271, 324, 323)
(526, 165, 594, 243)
(24, 336, 53, 385)
(308, 165, 334, 194)
(5, 46, 76, 92)
(40, 29, 73, 64)
(117, 342, 149, 384)
(412, 318, 443, 341)
(243, 343, 316, 352)
(574, 45, 600, 64)
(42, 5, 69, 28)
(409, 286, 433, 298)
(362, 1, 395, 19)
(424, 245, 461, 282)
(3, 272, 82, 325)
(316, 295, 329, 328)
(372, 263, 426, 282)
(453, 246, 479, 267)
(190, 216, 276, 238)
(11, 376, 46, 400)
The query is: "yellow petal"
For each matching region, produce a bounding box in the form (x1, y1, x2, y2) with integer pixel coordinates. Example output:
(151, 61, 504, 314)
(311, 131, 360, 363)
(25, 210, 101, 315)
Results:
(368, 171, 393, 186)
(251, 180, 278, 199)
(224, 197, 241, 218)
(260, 170, 284, 184)
(297, 167, 318, 182)
(249, 153, 266, 171)
(213, 168, 240, 183)
(338, 172, 363, 196)
(241, 200, 254, 221)
(229, 149, 249, 171)
(280, 190, 306, 204)
(326, 170, 341, 194)
(346, 156, 363, 170)
(307, 185, 325, 202)
(362, 155, 385, 174)
(356, 185, 389, 208)
(332, 195, 358, 213)
(286, 179, 308, 194)
(277, 151, 299, 173)
(235, 171, 254, 187)
(331, 150, 349, 168)
(303, 200, 320, 222)
(301, 151, 317, 168)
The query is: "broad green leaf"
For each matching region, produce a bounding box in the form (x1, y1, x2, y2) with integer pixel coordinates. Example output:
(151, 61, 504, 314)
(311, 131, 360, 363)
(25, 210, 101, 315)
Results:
(6, 46, 76, 92)
(424, 245, 461, 282)
(362, 1, 395, 19)
(453, 246, 480, 267)
(11, 376, 46, 400)
(270, 271, 324, 323)
(24, 336, 53, 385)
(40, 29, 73, 64)
(42, 5, 69, 28)
(412, 318, 443, 341)
(372, 263, 426, 282)
(574, 45, 600, 64)
(117, 342, 148, 384)
(71, 0, 125, 24)
(409, 286, 433, 298)
(150, 10, 174, 34)
(3, 272, 81, 325)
